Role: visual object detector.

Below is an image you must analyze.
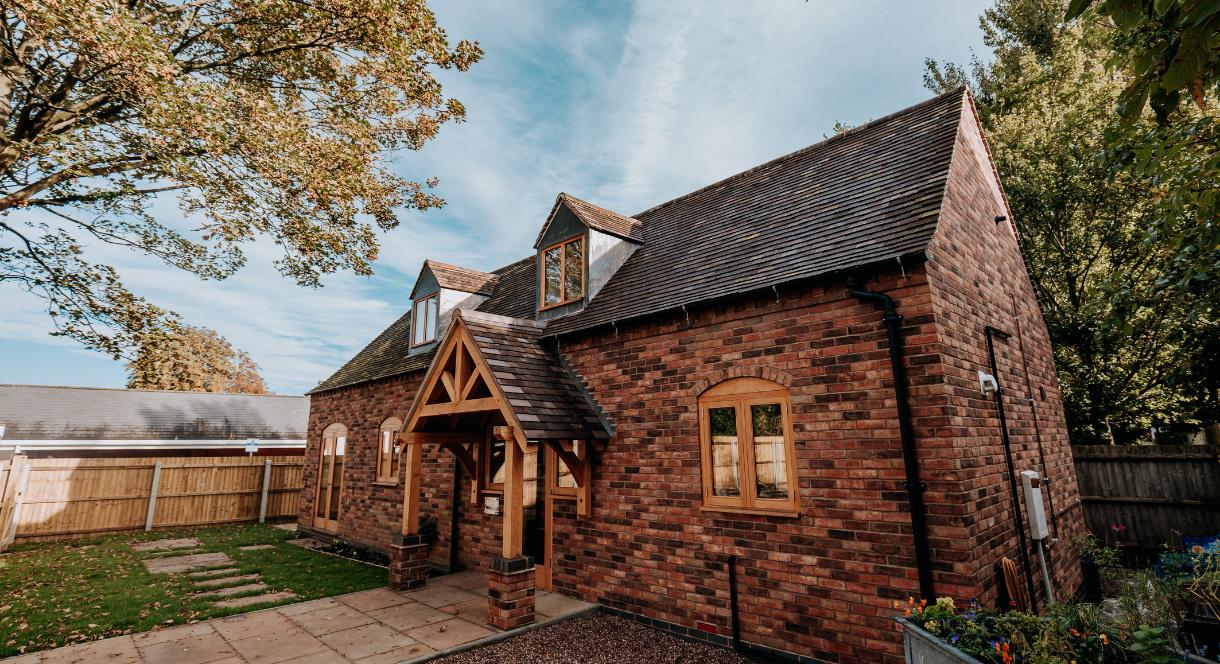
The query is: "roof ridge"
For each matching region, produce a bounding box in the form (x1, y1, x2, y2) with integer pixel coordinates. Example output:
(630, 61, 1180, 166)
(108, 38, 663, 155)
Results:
(632, 87, 967, 219)
(423, 258, 497, 277)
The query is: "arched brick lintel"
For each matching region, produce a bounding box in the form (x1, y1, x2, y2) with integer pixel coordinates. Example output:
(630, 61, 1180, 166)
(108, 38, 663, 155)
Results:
(691, 365, 796, 397)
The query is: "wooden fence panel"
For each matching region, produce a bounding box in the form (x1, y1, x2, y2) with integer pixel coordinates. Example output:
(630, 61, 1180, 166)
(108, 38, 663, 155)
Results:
(1074, 445, 1220, 546)
(5, 456, 304, 542)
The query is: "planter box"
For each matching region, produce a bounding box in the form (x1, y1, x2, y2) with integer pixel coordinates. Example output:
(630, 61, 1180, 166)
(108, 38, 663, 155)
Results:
(896, 618, 981, 664)
(896, 617, 1217, 664)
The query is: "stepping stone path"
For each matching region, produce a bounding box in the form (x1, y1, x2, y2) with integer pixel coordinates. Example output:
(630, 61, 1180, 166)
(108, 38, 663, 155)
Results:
(133, 539, 297, 610)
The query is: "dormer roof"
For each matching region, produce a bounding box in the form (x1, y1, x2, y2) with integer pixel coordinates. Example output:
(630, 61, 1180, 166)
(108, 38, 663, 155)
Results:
(534, 193, 643, 247)
(419, 260, 499, 296)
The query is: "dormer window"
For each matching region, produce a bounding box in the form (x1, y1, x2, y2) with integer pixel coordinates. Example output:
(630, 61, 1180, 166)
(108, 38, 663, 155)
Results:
(541, 236, 584, 309)
(411, 293, 439, 346)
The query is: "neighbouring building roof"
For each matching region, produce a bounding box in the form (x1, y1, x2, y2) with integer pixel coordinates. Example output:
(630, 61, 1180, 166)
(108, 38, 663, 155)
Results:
(312, 88, 969, 395)
(536, 193, 644, 246)
(422, 259, 500, 296)
(0, 384, 308, 450)
(459, 312, 610, 441)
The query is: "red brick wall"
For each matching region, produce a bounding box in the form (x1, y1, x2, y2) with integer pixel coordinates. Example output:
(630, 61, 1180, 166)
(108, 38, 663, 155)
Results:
(553, 266, 982, 663)
(923, 97, 1085, 605)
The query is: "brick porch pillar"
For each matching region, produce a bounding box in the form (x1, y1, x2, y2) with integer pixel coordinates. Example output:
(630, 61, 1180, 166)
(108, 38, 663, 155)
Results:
(487, 555, 535, 630)
(388, 534, 430, 590)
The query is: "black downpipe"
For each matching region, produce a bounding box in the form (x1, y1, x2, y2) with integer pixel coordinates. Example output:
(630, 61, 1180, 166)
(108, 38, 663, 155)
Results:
(448, 458, 462, 573)
(985, 325, 1040, 614)
(850, 288, 936, 602)
(728, 555, 741, 651)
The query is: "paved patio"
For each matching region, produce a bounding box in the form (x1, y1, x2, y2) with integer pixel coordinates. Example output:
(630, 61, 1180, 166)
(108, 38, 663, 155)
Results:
(1, 572, 593, 664)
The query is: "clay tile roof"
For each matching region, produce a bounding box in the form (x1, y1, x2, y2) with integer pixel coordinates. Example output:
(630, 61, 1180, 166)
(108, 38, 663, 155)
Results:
(459, 311, 609, 441)
(535, 193, 643, 247)
(543, 87, 967, 337)
(308, 257, 535, 394)
(424, 260, 499, 295)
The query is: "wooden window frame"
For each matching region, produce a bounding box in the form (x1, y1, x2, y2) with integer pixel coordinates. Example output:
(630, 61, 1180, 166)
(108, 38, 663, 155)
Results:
(375, 417, 403, 484)
(410, 293, 440, 348)
(481, 428, 506, 494)
(538, 236, 585, 311)
(697, 378, 799, 516)
(546, 442, 579, 498)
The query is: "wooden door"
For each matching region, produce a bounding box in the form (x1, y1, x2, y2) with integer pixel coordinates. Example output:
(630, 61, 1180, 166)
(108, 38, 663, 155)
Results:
(313, 428, 346, 531)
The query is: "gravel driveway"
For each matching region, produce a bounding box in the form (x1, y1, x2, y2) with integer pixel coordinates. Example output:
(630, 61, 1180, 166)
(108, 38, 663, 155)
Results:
(433, 613, 760, 664)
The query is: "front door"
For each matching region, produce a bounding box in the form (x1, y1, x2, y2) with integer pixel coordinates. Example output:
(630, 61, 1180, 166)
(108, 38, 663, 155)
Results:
(313, 428, 346, 531)
(523, 444, 550, 589)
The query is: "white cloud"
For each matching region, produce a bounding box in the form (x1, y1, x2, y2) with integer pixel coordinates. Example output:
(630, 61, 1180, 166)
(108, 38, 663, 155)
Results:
(0, 0, 990, 394)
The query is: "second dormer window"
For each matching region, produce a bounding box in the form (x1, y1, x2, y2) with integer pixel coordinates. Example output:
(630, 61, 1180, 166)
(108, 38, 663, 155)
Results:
(541, 236, 584, 309)
(411, 293, 439, 346)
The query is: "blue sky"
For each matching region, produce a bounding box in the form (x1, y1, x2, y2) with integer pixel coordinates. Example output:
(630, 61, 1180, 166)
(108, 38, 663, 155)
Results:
(0, 1, 991, 395)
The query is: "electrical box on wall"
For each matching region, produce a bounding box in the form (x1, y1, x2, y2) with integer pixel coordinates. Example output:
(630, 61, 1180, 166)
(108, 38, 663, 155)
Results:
(1020, 470, 1048, 540)
(483, 496, 502, 516)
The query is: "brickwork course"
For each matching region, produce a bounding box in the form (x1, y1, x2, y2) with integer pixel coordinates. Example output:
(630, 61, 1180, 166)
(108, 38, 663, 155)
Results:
(298, 88, 1085, 663)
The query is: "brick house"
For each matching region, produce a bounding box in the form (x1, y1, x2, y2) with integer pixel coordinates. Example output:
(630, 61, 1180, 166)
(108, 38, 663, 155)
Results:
(298, 88, 1085, 663)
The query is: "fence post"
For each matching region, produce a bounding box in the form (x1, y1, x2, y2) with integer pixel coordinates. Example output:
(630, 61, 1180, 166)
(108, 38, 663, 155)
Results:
(259, 459, 272, 523)
(144, 461, 162, 532)
(0, 457, 30, 550)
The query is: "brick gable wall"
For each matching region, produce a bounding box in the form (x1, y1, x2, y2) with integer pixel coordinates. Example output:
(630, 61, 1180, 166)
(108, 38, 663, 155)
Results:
(923, 98, 1085, 605)
(552, 267, 980, 663)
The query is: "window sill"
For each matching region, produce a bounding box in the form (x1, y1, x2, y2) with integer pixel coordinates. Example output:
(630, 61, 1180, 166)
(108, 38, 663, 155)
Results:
(539, 298, 583, 312)
(372, 480, 399, 487)
(700, 504, 801, 519)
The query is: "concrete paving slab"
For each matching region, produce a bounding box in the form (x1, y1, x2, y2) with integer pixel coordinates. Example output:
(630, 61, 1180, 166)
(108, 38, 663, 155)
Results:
(405, 617, 495, 652)
(195, 583, 268, 599)
(226, 627, 327, 664)
(186, 567, 241, 579)
(39, 635, 139, 664)
(210, 591, 296, 610)
(285, 604, 376, 637)
(0, 654, 41, 664)
(431, 571, 485, 591)
(193, 574, 262, 589)
(335, 588, 411, 613)
(352, 641, 435, 664)
(131, 622, 216, 648)
(536, 590, 593, 618)
(134, 631, 236, 664)
(317, 624, 417, 661)
(405, 584, 481, 609)
(211, 611, 297, 643)
(274, 598, 338, 617)
(440, 598, 492, 627)
(364, 602, 451, 633)
(144, 552, 234, 575)
(278, 652, 346, 664)
(131, 538, 200, 552)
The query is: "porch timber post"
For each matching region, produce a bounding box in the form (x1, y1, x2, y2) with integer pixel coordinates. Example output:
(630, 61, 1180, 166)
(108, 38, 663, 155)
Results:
(389, 431, 429, 590)
(399, 435, 423, 536)
(495, 425, 523, 558)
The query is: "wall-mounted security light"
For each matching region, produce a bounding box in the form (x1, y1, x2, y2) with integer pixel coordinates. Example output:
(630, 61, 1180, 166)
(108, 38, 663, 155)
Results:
(978, 370, 999, 396)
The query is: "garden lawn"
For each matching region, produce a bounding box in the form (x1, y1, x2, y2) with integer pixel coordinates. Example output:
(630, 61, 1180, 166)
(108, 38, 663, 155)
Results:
(0, 524, 386, 658)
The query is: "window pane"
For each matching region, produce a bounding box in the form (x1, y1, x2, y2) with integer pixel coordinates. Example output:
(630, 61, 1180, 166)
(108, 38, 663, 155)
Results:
(708, 406, 741, 497)
(544, 246, 562, 305)
(425, 296, 438, 340)
(487, 437, 506, 485)
(563, 240, 583, 301)
(556, 456, 576, 489)
(413, 299, 426, 344)
(329, 436, 345, 520)
(750, 403, 789, 499)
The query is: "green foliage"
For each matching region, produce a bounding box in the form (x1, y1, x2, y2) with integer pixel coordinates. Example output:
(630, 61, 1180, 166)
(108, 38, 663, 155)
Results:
(0, 524, 386, 658)
(927, 0, 1219, 443)
(0, 1, 481, 359)
(126, 323, 267, 393)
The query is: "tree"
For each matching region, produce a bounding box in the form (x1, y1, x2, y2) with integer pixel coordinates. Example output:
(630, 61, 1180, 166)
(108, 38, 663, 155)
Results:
(126, 323, 267, 394)
(0, 1, 481, 358)
(927, 0, 1218, 443)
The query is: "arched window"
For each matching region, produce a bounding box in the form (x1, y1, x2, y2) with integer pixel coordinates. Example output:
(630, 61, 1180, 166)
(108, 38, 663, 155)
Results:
(698, 377, 798, 515)
(376, 417, 403, 483)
